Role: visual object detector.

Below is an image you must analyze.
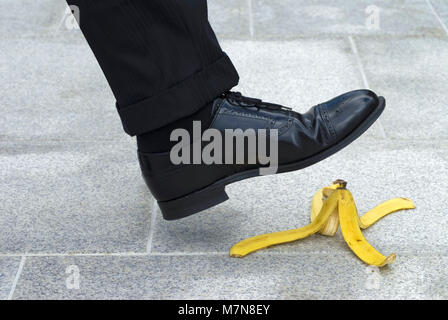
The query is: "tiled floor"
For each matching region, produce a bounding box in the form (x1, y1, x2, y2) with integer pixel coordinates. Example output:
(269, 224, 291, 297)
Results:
(1, 0, 447, 299)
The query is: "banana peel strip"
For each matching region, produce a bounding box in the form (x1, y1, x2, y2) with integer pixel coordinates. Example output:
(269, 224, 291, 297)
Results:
(338, 189, 396, 267)
(230, 183, 415, 266)
(359, 198, 415, 229)
(229, 191, 340, 258)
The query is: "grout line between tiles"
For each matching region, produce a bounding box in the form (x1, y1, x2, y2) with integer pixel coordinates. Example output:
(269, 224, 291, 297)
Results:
(348, 36, 370, 88)
(150, 252, 228, 256)
(7, 256, 26, 300)
(146, 200, 159, 253)
(0, 250, 446, 258)
(0, 252, 227, 258)
(426, 0, 448, 36)
(0, 252, 149, 258)
(248, 0, 255, 38)
(348, 35, 387, 139)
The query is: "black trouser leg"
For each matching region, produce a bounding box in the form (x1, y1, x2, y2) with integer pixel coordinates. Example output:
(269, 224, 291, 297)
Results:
(65, 0, 239, 136)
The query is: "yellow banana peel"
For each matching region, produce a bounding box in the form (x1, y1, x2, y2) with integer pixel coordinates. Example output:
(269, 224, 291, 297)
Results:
(230, 191, 339, 258)
(230, 180, 415, 267)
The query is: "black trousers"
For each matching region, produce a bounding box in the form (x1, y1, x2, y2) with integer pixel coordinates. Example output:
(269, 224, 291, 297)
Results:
(66, 0, 239, 136)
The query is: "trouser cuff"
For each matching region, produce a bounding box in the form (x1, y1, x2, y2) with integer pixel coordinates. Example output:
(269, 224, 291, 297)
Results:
(117, 53, 239, 136)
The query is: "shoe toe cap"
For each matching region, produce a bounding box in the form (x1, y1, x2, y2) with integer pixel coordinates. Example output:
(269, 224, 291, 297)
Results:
(327, 89, 380, 138)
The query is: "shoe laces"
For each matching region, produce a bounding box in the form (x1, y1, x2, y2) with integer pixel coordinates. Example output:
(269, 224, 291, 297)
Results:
(223, 91, 292, 111)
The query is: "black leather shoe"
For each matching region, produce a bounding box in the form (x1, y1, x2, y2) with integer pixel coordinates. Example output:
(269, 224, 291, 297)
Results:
(138, 89, 385, 220)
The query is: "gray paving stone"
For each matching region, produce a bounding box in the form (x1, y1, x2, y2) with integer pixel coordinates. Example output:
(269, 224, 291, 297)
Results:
(2, 0, 446, 301)
(1, 0, 445, 41)
(208, 0, 251, 39)
(224, 39, 360, 107)
(355, 37, 448, 139)
(0, 0, 68, 39)
(0, 257, 22, 300)
(438, 147, 448, 162)
(152, 139, 448, 257)
(0, 37, 124, 141)
(252, 0, 445, 38)
(222, 39, 387, 138)
(12, 254, 448, 299)
(0, 141, 153, 254)
(0, 0, 249, 40)
(430, 0, 448, 32)
(1, 38, 384, 140)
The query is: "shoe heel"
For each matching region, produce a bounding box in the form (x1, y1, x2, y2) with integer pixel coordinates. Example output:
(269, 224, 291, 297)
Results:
(158, 185, 229, 220)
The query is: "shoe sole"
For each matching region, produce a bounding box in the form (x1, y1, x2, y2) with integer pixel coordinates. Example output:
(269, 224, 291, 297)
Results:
(158, 97, 386, 220)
